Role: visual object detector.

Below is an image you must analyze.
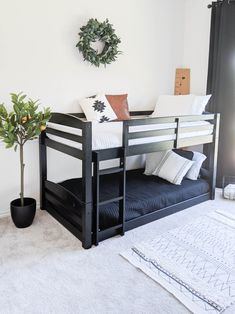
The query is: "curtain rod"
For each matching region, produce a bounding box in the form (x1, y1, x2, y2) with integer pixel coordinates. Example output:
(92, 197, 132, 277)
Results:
(207, 0, 235, 9)
(208, 0, 235, 8)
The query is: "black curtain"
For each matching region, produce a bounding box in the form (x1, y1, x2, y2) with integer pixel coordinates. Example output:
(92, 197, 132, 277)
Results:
(206, 0, 235, 187)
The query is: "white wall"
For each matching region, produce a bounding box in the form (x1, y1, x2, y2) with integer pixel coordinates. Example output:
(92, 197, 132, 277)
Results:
(183, 0, 211, 94)
(0, 0, 210, 215)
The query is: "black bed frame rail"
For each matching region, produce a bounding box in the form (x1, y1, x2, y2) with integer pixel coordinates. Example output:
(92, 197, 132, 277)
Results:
(39, 111, 220, 249)
(126, 113, 219, 197)
(124, 113, 216, 156)
(40, 112, 93, 248)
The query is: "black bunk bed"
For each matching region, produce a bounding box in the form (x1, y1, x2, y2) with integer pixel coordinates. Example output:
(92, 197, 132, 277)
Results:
(39, 111, 220, 249)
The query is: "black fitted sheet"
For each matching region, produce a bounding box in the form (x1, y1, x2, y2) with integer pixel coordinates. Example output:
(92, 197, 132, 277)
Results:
(59, 169, 210, 230)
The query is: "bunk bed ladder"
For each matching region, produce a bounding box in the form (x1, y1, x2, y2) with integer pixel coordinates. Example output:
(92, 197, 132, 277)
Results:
(93, 149, 126, 246)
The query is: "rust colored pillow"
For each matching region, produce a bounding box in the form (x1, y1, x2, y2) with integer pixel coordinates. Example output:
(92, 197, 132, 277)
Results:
(106, 94, 130, 120)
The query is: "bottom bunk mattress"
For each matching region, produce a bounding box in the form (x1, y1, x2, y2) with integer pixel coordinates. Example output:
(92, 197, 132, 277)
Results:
(59, 169, 210, 230)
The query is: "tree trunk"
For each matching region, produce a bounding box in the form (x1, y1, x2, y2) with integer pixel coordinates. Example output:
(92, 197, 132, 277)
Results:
(20, 144, 25, 206)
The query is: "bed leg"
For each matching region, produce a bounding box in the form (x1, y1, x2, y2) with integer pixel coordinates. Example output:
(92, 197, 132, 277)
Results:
(208, 113, 220, 200)
(211, 190, 215, 200)
(39, 131, 47, 210)
(82, 202, 92, 249)
(81, 122, 93, 249)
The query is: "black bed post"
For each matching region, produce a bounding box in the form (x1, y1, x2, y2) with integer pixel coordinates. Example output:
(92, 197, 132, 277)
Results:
(81, 122, 93, 249)
(208, 113, 220, 200)
(39, 131, 47, 210)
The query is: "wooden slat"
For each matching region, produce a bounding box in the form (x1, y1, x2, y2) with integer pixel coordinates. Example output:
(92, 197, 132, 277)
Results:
(45, 138, 83, 159)
(45, 180, 84, 207)
(177, 114, 215, 122)
(99, 196, 123, 206)
(126, 114, 215, 127)
(127, 141, 175, 155)
(98, 226, 123, 241)
(49, 112, 85, 129)
(46, 202, 83, 240)
(128, 128, 176, 139)
(99, 224, 123, 236)
(45, 192, 82, 226)
(92, 147, 123, 161)
(127, 117, 177, 126)
(46, 127, 83, 143)
(69, 112, 86, 119)
(177, 135, 213, 148)
(178, 124, 214, 133)
(99, 167, 124, 176)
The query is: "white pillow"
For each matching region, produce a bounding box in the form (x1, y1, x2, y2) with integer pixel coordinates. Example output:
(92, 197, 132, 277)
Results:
(191, 95, 212, 115)
(152, 150, 194, 185)
(79, 94, 117, 123)
(152, 95, 196, 117)
(186, 151, 207, 180)
(144, 151, 167, 175)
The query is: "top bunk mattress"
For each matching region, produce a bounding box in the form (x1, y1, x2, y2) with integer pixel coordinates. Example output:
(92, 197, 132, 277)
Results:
(47, 120, 213, 151)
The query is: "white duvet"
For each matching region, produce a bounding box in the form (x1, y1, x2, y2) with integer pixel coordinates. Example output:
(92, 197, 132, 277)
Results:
(47, 120, 212, 151)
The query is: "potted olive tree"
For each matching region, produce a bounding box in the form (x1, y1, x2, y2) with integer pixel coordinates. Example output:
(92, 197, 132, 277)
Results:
(0, 93, 51, 228)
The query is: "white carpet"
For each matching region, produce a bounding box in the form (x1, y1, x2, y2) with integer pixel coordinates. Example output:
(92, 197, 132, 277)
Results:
(1, 190, 235, 314)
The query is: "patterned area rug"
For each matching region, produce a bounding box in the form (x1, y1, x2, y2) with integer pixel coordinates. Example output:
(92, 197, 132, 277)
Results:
(121, 210, 235, 314)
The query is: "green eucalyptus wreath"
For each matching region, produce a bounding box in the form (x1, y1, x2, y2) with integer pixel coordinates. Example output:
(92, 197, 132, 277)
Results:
(76, 18, 121, 67)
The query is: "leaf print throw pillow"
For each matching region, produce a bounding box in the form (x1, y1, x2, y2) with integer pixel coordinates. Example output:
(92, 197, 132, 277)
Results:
(80, 94, 117, 123)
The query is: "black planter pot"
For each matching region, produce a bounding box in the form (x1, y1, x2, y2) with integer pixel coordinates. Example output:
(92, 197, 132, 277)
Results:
(10, 198, 36, 228)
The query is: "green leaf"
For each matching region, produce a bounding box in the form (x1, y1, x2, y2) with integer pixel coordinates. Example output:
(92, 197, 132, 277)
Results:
(76, 18, 121, 67)
(0, 104, 8, 119)
(0, 92, 51, 147)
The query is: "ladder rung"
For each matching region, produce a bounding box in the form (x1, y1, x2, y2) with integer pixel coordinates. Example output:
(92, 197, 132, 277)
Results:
(99, 196, 123, 206)
(100, 224, 123, 234)
(99, 167, 124, 176)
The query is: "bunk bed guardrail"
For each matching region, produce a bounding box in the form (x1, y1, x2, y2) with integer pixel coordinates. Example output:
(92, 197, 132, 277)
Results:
(124, 114, 216, 156)
(40, 112, 92, 248)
